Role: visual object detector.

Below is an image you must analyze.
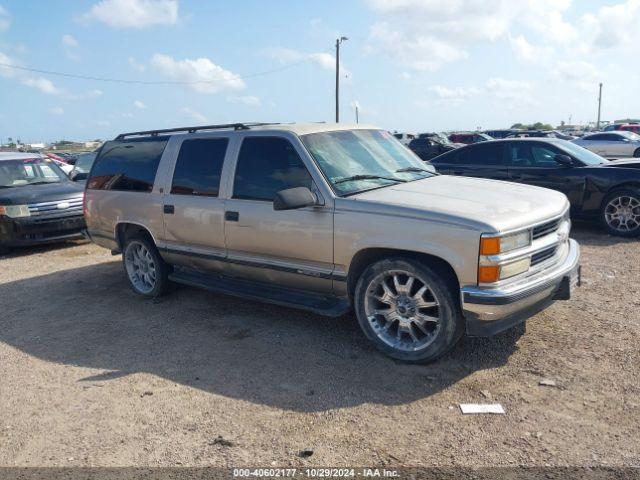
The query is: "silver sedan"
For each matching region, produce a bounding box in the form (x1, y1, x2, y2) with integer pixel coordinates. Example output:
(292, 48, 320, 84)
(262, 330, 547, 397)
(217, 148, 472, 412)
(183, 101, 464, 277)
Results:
(573, 131, 640, 158)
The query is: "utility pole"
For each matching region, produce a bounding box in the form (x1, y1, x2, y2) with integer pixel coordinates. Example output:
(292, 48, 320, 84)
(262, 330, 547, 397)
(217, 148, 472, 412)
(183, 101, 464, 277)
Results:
(596, 83, 603, 129)
(335, 36, 348, 123)
(355, 103, 359, 124)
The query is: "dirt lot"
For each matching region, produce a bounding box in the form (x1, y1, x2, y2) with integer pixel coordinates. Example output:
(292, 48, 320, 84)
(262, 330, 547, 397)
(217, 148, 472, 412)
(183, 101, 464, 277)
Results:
(0, 223, 639, 468)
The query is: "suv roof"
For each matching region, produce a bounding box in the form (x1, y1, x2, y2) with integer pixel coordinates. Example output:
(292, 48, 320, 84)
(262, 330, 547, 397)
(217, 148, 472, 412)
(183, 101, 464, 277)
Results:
(114, 122, 376, 140)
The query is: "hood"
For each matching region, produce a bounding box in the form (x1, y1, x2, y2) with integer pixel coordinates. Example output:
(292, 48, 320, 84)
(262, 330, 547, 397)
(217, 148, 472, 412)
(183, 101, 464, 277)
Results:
(0, 181, 84, 205)
(598, 159, 640, 170)
(344, 175, 568, 233)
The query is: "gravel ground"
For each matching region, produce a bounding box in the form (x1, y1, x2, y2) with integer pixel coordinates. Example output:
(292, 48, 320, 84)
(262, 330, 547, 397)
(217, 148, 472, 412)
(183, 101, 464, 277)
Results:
(0, 223, 638, 468)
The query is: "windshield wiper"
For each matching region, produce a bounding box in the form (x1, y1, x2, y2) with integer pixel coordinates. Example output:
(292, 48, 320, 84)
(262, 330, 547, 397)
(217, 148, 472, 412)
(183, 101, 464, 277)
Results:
(27, 181, 60, 185)
(396, 166, 433, 174)
(334, 174, 406, 185)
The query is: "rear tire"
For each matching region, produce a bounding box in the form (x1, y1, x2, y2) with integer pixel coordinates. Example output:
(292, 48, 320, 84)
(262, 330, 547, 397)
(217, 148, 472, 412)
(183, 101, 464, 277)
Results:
(634, 148, 640, 158)
(122, 235, 169, 297)
(600, 188, 640, 237)
(354, 257, 464, 363)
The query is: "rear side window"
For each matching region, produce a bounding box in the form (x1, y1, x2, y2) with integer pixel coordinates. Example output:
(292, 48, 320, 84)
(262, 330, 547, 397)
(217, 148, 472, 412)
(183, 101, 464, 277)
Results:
(233, 137, 312, 201)
(461, 143, 504, 165)
(88, 138, 168, 192)
(171, 138, 228, 197)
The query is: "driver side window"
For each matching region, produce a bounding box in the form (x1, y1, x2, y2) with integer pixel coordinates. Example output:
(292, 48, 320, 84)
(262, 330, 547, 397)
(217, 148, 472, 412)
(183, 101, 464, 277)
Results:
(232, 137, 313, 201)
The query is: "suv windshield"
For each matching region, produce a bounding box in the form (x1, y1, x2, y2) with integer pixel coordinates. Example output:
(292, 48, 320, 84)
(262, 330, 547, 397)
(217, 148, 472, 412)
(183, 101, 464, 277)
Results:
(302, 129, 435, 196)
(0, 157, 68, 188)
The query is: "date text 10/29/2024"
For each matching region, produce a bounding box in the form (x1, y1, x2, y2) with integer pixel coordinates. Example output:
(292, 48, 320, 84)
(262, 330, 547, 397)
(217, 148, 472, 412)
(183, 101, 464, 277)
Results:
(233, 468, 399, 478)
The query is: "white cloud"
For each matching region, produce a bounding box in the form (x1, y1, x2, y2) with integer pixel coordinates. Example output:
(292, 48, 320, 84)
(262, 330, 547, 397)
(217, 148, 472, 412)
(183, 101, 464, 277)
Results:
(182, 107, 207, 123)
(264, 47, 304, 64)
(21, 77, 61, 95)
(0, 5, 11, 32)
(579, 0, 640, 51)
(509, 35, 552, 64)
(0, 51, 19, 78)
(364, 0, 580, 71)
(97, 120, 111, 127)
(421, 77, 535, 109)
(128, 56, 146, 72)
(133, 99, 146, 109)
(150, 53, 245, 94)
(62, 34, 80, 61)
(49, 107, 64, 115)
(227, 95, 261, 107)
(265, 48, 350, 78)
(79, 0, 179, 29)
(62, 34, 79, 48)
(552, 60, 601, 92)
(121, 112, 134, 118)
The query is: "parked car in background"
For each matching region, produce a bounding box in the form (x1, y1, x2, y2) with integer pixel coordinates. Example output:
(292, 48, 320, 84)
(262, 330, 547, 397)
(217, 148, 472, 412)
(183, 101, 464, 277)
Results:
(408, 136, 457, 161)
(69, 152, 97, 182)
(449, 132, 493, 144)
(603, 124, 625, 132)
(483, 129, 520, 139)
(505, 130, 575, 140)
(0, 153, 85, 254)
(573, 131, 640, 159)
(619, 124, 640, 135)
(44, 153, 74, 175)
(84, 122, 580, 363)
(392, 132, 416, 146)
(429, 138, 640, 236)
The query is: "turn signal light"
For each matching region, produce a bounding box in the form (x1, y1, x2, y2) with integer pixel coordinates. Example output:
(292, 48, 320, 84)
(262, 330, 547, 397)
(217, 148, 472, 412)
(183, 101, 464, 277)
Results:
(478, 265, 500, 283)
(480, 237, 501, 255)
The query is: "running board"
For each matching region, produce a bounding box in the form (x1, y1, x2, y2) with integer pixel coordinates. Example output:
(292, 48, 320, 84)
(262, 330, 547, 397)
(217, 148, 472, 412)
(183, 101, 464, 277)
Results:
(168, 267, 351, 317)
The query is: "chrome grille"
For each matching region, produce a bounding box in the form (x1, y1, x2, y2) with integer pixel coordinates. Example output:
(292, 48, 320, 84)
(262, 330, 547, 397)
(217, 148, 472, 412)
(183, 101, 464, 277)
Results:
(27, 197, 84, 219)
(532, 218, 561, 240)
(531, 246, 557, 266)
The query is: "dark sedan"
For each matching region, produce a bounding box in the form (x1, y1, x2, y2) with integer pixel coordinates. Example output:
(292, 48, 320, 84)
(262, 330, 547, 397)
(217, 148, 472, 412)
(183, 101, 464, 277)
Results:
(0, 153, 86, 254)
(428, 138, 640, 237)
(408, 137, 457, 161)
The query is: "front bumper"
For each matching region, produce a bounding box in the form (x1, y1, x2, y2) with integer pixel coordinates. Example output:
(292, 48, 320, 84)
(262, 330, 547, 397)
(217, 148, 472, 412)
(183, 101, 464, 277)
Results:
(0, 214, 86, 247)
(462, 239, 581, 337)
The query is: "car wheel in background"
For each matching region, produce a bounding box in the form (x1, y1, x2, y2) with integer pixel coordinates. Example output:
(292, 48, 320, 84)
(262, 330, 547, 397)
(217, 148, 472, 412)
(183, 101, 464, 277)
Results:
(601, 188, 640, 237)
(122, 235, 169, 297)
(633, 148, 640, 158)
(354, 257, 464, 363)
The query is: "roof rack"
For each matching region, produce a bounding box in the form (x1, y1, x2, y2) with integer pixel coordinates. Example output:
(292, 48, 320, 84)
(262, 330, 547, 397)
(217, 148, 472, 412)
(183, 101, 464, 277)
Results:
(114, 122, 281, 140)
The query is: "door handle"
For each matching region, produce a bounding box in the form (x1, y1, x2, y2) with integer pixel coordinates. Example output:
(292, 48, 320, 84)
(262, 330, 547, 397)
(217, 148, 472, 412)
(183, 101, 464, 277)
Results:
(225, 211, 239, 222)
(163, 204, 174, 214)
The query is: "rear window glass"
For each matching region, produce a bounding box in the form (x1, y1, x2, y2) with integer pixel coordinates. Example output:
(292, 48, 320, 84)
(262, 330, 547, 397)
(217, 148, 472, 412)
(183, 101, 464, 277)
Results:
(87, 138, 168, 192)
(171, 138, 228, 197)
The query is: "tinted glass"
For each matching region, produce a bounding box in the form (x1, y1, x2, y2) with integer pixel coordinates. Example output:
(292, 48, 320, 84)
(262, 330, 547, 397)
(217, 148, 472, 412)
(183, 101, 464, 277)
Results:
(233, 137, 312, 201)
(556, 141, 606, 165)
(171, 138, 228, 197)
(508, 143, 561, 167)
(88, 138, 168, 192)
(462, 142, 504, 165)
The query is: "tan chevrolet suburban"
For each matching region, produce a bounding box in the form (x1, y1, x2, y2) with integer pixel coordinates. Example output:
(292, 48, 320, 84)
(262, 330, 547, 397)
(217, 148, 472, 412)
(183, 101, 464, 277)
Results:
(84, 123, 581, 363)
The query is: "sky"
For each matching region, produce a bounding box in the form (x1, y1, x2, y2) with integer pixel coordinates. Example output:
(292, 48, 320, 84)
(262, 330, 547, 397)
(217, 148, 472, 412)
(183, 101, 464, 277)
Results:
(0, 0, 639, 143)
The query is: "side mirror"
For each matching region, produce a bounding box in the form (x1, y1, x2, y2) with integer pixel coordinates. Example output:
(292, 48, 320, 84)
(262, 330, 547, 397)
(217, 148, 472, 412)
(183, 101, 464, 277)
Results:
(273, 187, 317, 211)
(554, 154, 573, 167)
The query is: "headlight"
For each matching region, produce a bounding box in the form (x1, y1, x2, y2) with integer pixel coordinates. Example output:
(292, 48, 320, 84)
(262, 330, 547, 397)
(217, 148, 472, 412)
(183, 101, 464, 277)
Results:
(0, 205, 31, 218)
(480, 230, 531, 255)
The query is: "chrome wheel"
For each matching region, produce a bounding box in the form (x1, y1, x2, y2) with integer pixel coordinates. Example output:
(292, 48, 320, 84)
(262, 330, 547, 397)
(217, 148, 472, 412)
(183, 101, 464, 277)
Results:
(124, 241, 157, 294)
(364, 269, 441, 353)
(605, 195, 640, 233)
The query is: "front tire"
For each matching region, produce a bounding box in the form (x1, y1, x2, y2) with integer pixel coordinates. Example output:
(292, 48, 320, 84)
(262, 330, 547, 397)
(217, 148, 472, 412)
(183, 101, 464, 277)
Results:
(633, 148, 640, 158)
(354, 258, 464, 363)
(601, 188, 640, 237)
(122, 235, 169, 297)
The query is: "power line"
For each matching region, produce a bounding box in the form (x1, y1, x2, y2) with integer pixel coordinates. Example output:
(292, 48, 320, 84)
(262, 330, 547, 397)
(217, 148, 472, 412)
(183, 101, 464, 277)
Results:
(0, 52, 329, 86)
